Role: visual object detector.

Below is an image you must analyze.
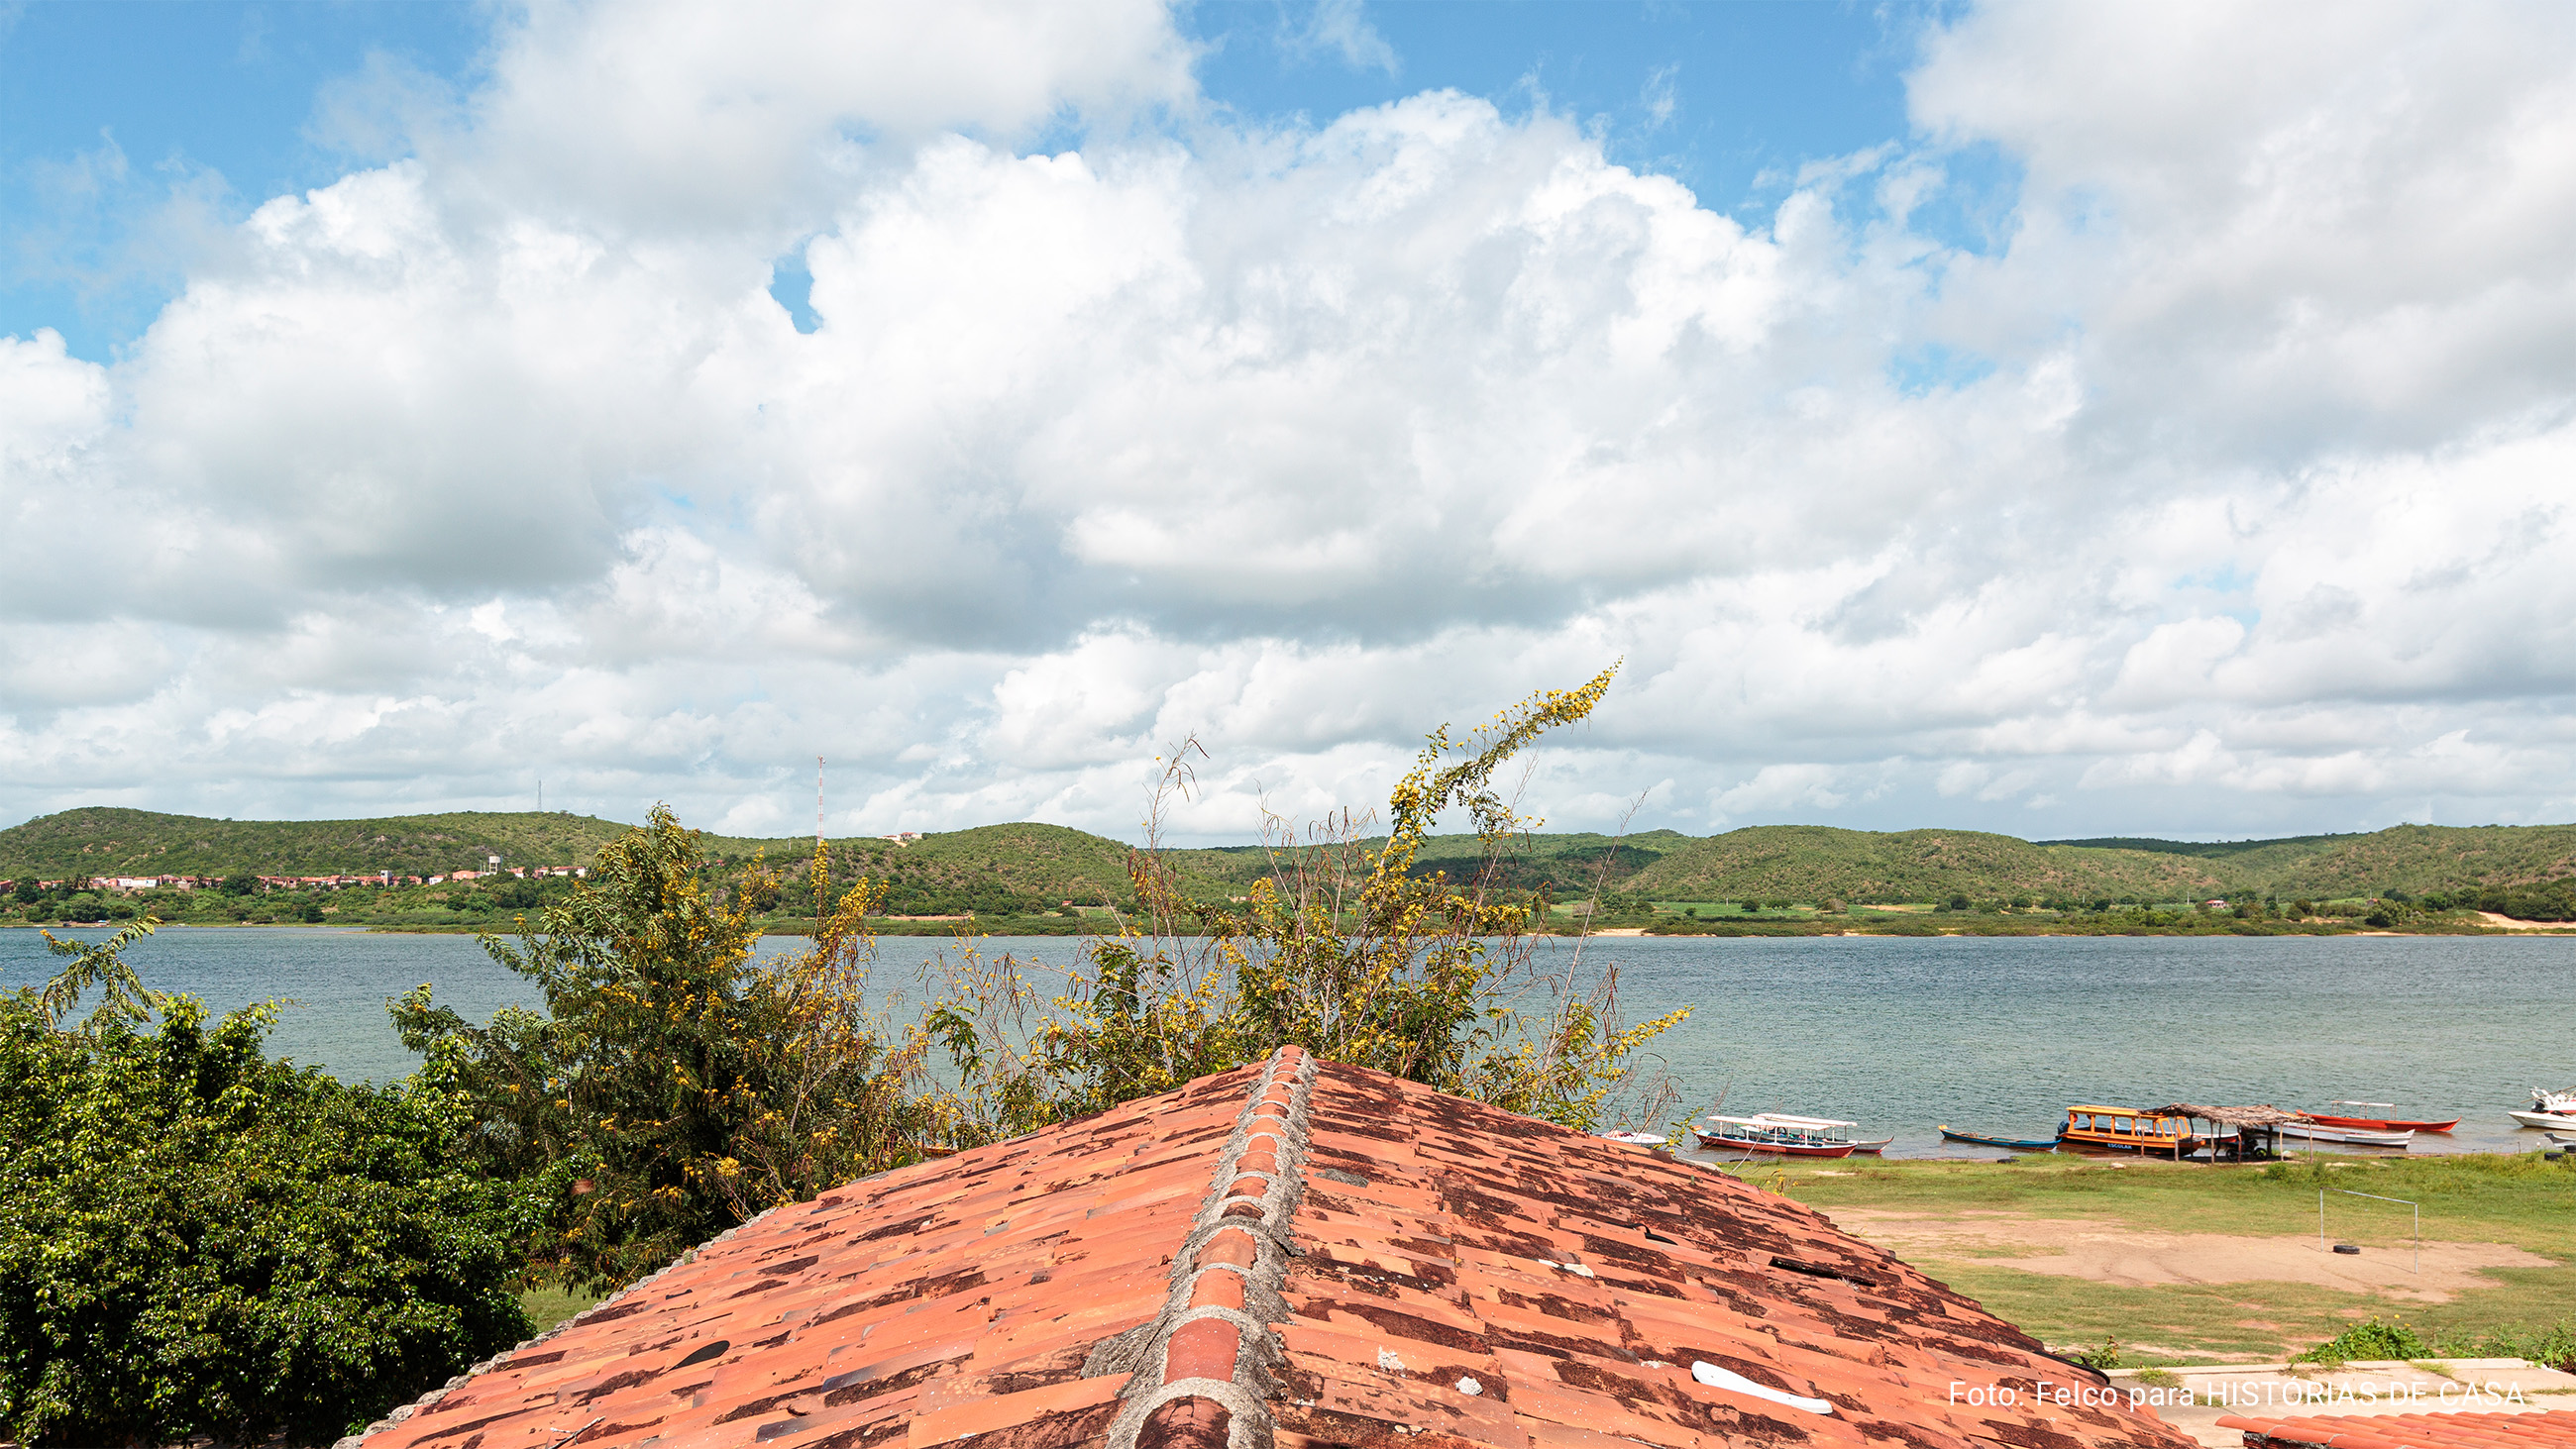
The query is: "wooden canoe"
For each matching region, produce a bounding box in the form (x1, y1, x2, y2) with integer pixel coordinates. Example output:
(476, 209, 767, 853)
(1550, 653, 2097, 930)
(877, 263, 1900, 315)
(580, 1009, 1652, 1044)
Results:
(1939, 1125, 2059, 1152)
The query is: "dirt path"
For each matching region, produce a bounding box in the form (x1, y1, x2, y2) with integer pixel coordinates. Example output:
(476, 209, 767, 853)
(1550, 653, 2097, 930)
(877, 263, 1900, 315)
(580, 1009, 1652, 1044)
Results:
(1826, 1208, 2553, 1300)
(2476, 911, 2575, 932)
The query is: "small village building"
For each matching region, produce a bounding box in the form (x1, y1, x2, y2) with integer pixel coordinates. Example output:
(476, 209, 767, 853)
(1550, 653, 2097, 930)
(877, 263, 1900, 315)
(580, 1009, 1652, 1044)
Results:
(346, 1047, 2190, 1449)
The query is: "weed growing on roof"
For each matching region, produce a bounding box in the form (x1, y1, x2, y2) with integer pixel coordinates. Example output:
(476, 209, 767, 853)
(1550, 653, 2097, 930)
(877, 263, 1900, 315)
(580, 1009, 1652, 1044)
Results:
(920, 667, 1689, 1142)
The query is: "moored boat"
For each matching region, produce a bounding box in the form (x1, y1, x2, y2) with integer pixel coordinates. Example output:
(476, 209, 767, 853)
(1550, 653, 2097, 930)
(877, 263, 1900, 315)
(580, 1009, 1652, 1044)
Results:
(1692, 1113, 1862, 1158)
(1939, 1125, 2059, 1152)
(2279, 1121, 2415, 1148)
(2057, 1104, 2201, 1159)
(2312, 1101, 2456, 1132)
(2306, 1112, 2459, 1132)
(1595, 1130, 1669, 1146)
(2510, 1108, 2576, 1130)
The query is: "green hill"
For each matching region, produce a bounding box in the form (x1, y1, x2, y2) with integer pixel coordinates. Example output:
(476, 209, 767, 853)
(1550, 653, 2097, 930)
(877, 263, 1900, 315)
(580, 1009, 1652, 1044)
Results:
(0, 807, 635, 880)
(9, 807, 2573, 915)
(1626, 825, 2235, 904)
(2195, 823, 2576, 898)
(707, 822, 1163, 915)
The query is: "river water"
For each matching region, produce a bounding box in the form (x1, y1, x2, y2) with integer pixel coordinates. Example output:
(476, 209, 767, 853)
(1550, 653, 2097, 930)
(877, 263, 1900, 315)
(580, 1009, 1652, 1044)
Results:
(5, 926, 2566, 1160)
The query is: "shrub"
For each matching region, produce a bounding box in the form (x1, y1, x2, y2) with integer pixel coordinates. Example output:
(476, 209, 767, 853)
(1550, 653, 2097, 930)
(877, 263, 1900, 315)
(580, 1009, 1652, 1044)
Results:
(0, 929, 528, 1446)
(2065, 1337, 2120, 1370)
(2297, 1316, 2429, 1365)
(395, 808, 931, 1289)
(2526, 1320, 2576, 1371)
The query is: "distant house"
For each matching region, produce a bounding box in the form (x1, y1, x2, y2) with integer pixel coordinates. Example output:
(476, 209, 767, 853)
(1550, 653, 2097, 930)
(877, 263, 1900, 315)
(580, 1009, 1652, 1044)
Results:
(880, 830, 923, 845)
(344, 1047, 2191, 1449)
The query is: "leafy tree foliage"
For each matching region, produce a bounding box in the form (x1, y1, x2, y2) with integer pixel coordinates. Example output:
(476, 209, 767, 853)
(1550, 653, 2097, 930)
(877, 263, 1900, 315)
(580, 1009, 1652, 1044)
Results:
(393, 806, 930, 1289)
(0, 942, 527, 1447)
(928, 668, 1687, 1141)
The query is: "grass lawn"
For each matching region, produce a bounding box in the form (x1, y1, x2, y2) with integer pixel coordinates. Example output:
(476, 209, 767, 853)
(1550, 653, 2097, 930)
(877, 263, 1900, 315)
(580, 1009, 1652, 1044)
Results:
(518, 1283, 602, 1336)
(1767, 1153, 2576, 1365)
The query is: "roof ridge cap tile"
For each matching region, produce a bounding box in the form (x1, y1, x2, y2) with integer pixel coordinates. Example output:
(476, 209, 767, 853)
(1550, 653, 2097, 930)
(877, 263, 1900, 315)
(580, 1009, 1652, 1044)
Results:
(1085, 1044, 1317, 1449)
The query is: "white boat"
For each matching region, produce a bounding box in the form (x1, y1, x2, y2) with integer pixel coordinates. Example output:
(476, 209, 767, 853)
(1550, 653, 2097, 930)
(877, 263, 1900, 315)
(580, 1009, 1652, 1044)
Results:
(1693, 1114, 1864, 1158)
(1765, 1113, 1892, 1153)
(2534, 1087, 2576, 1113)
(1595, 1130, 1669, 1147)
(2545, 1131, 2576, 1146)
(2279, 1121, 2415, 1148)
(2510, 1109, 2576, 1130)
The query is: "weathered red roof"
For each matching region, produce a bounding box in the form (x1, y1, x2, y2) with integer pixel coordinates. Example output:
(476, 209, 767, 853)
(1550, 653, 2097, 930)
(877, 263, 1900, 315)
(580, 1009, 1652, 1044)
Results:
(348, 1046, 2193, 1449)
(2217, 1409, 2576, 1447)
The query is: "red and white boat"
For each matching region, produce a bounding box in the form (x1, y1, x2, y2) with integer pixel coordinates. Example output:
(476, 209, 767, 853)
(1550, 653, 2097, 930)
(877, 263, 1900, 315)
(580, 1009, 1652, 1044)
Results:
(1692, 1113, 1864, 1158)
(2307, 1101, 2459, 1133)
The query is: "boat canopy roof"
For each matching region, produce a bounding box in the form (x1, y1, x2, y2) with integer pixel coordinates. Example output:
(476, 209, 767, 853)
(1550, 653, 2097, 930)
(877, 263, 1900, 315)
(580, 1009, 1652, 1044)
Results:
(2064, 1103, 2185, 1117)
(2152, 1102, 2308, 1127)
(1750, 1112, 1860, 1129)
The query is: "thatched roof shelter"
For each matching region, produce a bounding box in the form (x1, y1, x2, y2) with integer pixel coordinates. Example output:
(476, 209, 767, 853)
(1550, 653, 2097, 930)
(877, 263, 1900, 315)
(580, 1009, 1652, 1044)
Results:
(2152, 1103, 2307, 1127)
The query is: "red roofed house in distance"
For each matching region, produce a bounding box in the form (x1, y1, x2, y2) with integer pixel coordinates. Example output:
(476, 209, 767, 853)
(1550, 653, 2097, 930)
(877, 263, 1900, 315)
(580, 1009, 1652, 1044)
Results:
(342, 1047, 2196, 1449)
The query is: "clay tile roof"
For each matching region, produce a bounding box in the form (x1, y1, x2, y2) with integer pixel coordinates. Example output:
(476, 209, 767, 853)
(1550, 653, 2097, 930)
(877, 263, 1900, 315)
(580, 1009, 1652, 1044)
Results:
(346, 1047, 2194, 1449)
(2217, 1409, 2576, 1447)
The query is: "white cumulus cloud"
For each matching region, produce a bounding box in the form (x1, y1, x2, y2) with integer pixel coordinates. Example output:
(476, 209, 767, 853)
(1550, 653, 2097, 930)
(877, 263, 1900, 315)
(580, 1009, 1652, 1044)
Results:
(5, 0, 2576, 844)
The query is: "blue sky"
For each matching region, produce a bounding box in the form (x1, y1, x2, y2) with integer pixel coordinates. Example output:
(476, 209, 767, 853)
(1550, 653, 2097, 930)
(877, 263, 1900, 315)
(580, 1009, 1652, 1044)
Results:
(0, 2, 487, 357)
(4, 1, 1934, 359)
(4, 1, 2573, 842)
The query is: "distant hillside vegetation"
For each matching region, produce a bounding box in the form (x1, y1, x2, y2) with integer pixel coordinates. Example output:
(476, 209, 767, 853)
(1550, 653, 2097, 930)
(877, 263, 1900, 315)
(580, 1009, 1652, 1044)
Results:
(1165, 829, 1690, 897)
(1627, 825, 2233, 904)
(8, 807, 2572, 909)
(0, 807, 635, 880)
(2201, 823, 2576, 898)
(710, 822, 1163, 914)
(2040, 833, 2365, 858)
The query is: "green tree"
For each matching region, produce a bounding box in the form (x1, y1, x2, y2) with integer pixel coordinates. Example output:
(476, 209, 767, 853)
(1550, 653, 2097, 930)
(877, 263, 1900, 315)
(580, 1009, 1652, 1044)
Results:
(37, 918, 167, 1030)
(0, 940, 526, 1446)
(393, 807, 929, 1288)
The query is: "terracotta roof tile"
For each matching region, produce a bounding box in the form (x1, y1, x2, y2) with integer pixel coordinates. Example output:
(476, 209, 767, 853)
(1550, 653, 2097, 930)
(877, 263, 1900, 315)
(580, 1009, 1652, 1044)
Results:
(2216, 1408, 2576, 1447)
(348, 1049, 2192, 1449)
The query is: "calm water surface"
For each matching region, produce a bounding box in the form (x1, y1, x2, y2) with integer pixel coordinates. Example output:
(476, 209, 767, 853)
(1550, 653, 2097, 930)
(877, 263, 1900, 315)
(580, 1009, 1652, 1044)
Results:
(6, 927, 2567, 1160)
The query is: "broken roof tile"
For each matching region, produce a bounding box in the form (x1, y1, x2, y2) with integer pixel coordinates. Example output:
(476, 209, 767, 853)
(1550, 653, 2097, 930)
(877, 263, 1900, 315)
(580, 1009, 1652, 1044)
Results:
(347, 1049, 2192, 1449)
